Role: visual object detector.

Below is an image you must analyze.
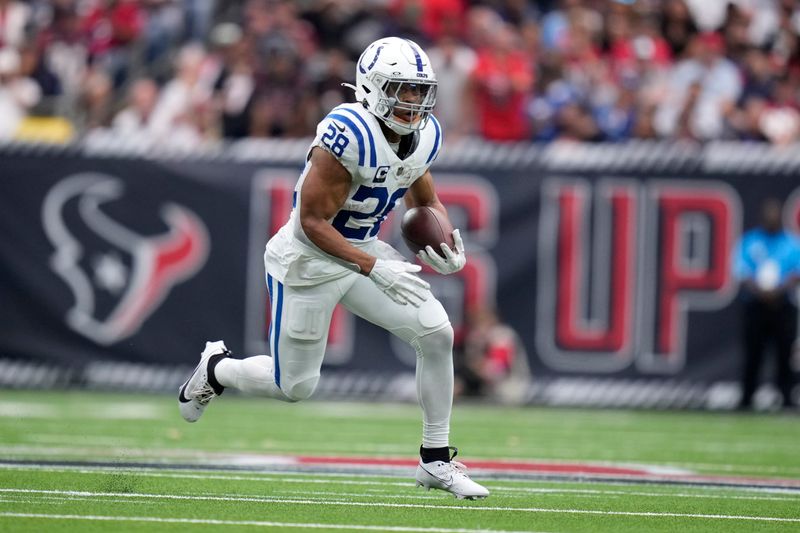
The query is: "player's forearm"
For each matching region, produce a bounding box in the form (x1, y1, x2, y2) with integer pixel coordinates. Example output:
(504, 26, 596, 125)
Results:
(301, 216, 377, 275)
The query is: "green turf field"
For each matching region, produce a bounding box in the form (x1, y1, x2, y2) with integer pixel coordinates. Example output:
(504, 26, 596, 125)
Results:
(1, 390, 799, 532)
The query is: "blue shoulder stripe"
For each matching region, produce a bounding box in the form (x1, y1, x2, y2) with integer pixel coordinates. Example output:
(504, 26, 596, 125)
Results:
(337, 107, 377, 167)
(327, 113, 365, 166)
(426, 115, 442, 164)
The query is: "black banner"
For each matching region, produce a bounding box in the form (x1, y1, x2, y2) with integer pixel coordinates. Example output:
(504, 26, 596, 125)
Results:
(2, 141, 799, 401)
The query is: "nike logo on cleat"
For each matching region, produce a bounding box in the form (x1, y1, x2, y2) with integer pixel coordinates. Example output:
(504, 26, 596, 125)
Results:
(178, 383, 191, 403)
(421, 466, 453, 487)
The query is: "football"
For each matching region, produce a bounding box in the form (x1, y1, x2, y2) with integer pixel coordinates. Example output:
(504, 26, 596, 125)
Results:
(401, 206, 454, 258)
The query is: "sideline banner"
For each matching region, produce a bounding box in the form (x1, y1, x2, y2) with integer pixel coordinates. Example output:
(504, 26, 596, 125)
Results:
(1, 140, 799, 403)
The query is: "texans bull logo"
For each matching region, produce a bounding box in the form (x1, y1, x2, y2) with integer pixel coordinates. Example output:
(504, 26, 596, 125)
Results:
(42, 173, 209, 345)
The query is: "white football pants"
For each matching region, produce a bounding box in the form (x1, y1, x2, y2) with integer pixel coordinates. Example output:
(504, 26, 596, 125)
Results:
(214, 270, 454, 448)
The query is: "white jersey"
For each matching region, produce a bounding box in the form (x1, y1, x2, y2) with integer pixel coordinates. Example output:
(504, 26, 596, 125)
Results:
(265, 102, 443, 286)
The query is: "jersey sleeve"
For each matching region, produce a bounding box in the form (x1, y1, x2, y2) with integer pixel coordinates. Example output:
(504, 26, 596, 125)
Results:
(312, 110, 371, 178)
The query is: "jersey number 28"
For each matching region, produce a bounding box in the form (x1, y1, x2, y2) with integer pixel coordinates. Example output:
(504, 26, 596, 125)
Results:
(332, 185, 408, 240)
(321, 124, 350, 157)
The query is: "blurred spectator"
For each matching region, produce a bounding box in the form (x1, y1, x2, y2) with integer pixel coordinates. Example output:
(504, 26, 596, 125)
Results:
(730, 46, 775, 140)
(300, 0, 380, 57)
(249, 45, 308, 137)
(209, 22, 256, 139)
(77, 67, 113, 129)
(0, 0, 32, 49)
(81, 0, 145, 87)
(245, 0, 315, 65)
(184, 0, 215, 43)
(654, 32, 742, 140)
(729, 94, 769, 141)
(609, 12, 672, 82)
(722, 2, 754, 63)
(759, 75, 800, 144)
(732, 0, 781, 48)
(427, 34, 476, 137)
(684, 0, 730, 32)
(17, 41, 60, 101)
(38, 1, 87, 104)
(732, 198, 800, 410)
(0, 0, 795, 145)
(389, 0, 466, 43)
(0, 46, 41, 139)
(141, 0, 184, 68)
(528, 64, 579, 142)
(540, 0, 581, 52)
(467, 21, 533, 141)
(739, 46, 777, 102)
(593, 81, 637, 141)
(559, 7, 605, 96)
(111, 76, 158, 135)
(148, 43, 215, 143)
(303, 47, 354, 129)
(660, 0, 698, 59)
(457, 306, 531, 405)
(556, 100, 601, 141)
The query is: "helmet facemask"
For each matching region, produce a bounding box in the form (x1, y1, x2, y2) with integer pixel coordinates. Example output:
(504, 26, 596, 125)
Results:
(373, 77, 437, 135)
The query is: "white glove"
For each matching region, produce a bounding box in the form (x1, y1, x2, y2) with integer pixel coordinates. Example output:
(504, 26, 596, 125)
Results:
(417, 229, 466, 275)
(368, 259, 430, 307)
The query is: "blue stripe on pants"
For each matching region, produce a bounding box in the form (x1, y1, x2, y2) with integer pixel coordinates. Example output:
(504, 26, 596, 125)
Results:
(267, 274, 283, 388)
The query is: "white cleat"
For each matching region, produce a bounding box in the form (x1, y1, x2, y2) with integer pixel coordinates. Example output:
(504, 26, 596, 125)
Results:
(178, 341, 230, 423)
(415, 449, 489, 500)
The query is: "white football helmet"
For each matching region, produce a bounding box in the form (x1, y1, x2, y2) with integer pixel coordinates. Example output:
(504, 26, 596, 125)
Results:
(351, 36, 437, 135)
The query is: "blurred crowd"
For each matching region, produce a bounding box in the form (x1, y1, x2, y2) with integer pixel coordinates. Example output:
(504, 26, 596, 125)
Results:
(2, 0, 800, 145)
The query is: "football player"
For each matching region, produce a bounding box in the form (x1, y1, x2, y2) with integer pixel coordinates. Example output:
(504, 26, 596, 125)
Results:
(178, 36, 489, 500)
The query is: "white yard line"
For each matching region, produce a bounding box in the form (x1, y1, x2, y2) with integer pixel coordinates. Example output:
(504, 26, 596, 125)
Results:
(651, 461, 800, 475)
(280, 489, 443, 500)
(0, 465, 413, 485)
(0, 512, 542, 533)
(1, 489, 798, 523)
(0, 403, 59, 418)
(0, 401, 165, 420)
(492, 486, 800, 501)
(0, 495, 166, 505)
(0, 444, 297, 461)
(23, 434, 141, 446)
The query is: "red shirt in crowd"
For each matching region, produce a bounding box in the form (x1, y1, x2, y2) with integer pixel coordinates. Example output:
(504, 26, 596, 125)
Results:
(471, 49, 533, 141)
(82, 0, 143, 56)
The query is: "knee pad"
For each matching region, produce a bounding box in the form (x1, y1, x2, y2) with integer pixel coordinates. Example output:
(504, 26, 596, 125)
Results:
(282, 374, 319, 402)
(414, 323, 454, 359)
(391, 298, 451, 342)
(418, 298, 449, 331)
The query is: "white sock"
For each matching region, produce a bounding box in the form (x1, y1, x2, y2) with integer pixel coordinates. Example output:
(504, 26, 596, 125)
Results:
(413, 326, 454, 448)
(214, 356, 291, 401)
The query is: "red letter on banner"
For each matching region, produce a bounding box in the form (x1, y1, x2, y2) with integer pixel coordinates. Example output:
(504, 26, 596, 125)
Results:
(650, 186, 738, 364)
(555, 182, 636, 352)
(536, 179, 637, 372)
